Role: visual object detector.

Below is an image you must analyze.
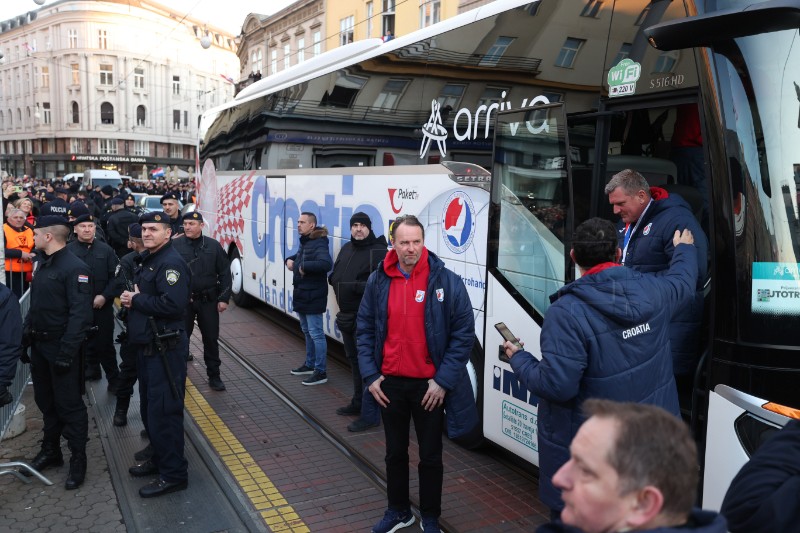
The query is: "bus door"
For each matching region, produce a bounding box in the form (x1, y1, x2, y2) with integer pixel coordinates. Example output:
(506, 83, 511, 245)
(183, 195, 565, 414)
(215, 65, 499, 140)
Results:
(482, 103, 573, 465)
(256, 175, 289, 313)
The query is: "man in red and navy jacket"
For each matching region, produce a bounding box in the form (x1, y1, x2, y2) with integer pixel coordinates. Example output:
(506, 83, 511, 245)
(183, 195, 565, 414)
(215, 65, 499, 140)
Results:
(357, 214, 478, 533)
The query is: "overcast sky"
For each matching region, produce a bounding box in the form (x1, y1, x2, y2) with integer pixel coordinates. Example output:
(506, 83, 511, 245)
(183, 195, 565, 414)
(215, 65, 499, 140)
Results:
(0, 0, 297, 35)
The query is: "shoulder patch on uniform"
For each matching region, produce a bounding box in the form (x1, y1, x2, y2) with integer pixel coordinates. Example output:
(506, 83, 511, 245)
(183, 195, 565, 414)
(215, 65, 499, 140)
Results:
(166, 269, 180, 285)
(78, 274, 89, 283)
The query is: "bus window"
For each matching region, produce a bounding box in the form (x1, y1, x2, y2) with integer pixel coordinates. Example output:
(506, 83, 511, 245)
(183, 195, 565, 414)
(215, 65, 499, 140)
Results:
(491, 104, 568, 316)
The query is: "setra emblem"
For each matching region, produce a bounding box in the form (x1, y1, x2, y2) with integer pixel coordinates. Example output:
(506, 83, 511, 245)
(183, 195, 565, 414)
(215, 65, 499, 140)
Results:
(166, 269, 180, 285)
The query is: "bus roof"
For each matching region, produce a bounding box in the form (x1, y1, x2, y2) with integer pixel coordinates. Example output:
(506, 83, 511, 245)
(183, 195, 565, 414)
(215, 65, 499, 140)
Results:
(203, 0, 535, 117)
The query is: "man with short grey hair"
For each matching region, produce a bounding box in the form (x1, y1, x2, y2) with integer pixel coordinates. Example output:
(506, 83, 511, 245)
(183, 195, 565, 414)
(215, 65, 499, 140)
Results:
(605, 169, 707, 395)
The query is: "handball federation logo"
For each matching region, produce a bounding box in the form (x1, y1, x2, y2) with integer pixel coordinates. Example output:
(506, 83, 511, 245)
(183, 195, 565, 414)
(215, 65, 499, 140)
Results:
(442, 191, 476, 254)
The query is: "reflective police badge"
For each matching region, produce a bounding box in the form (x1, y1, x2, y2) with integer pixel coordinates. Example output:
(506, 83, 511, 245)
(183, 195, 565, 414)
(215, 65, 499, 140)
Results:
(166, 269, 180, 285)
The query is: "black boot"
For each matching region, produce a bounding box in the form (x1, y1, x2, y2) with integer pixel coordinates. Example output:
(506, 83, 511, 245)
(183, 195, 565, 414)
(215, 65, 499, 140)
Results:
(65, 446, 87, 490)
(22, 440, 63, 476)
(113, 396, 131, 427)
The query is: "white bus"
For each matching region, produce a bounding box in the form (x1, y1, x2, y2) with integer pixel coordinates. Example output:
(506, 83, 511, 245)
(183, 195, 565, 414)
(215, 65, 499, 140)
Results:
(197, 0, 800, 507)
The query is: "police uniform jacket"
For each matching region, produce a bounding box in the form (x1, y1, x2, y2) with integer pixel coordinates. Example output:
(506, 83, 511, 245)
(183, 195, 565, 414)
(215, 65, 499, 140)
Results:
(105, 209, 139, 251)
(172, 235, 231, 302)
(114, 250, 139, 297)
(509, 244, 697, 512)
(168, 215, 184, 237)
(0, 283, 22, 387)
(67, 239, 119, 305)
(127, 241, 190, 345)
(23, 247, 93, 361)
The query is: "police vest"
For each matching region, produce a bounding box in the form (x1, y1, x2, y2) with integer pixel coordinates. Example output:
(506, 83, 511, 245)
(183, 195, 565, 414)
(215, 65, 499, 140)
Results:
(3, 223, 34, 273)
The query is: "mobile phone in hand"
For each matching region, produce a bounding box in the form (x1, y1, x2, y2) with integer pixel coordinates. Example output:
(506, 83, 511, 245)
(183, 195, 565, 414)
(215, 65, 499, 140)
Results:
(495, 322, 522, 362)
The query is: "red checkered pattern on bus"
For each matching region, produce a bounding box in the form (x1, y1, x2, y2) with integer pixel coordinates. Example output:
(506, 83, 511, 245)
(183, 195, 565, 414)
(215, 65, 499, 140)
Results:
(213, 171, 256, 253)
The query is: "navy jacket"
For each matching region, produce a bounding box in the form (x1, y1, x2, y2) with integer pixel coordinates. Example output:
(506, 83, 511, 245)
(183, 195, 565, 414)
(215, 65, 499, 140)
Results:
(286, 227, 332, 315)
(510, 244, 697, 511)
(127, 241, 191, 344)
(0, 283, 21, 387)
(536, 509, 727, 533)
(328, 231, 387, 313)
(619, 187, 708, 375)
(357, 249, 479, 439)
(721, 419, 800, 533)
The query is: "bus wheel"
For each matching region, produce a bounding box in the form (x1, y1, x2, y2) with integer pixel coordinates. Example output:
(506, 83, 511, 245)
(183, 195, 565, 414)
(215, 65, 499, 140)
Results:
(230, 248, 255, 308)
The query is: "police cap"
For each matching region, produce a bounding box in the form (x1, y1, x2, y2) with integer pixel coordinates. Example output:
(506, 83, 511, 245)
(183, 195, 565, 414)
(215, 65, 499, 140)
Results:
(160, 192, 179, 203)
(128, 223, 142, 238)
(67, 201, 89, 218)
(139, 210, 170, 225)
(110, 197, 124, 206)
(101, 185, 114, 196)
(182, 211, 203, 223)
(35, 215, 71, 229)
(73, 213, 95, 225)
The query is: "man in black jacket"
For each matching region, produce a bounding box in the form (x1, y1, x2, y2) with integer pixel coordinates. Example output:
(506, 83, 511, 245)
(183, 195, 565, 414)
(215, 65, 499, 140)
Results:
(0, 282, 21, 406)
(68, 213, 121, 389)
(329, 212, 387, 431)
(172, 212, 231, 391)
(106, 197, 138, 259)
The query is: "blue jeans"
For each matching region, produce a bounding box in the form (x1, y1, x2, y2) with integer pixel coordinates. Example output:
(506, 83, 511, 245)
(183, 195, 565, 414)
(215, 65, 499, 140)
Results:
(299, 313, 327, 374)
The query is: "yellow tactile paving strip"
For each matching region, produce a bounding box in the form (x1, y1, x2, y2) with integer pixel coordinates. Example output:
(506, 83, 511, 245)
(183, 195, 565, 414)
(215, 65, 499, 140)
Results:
(184, 380, 311, 532)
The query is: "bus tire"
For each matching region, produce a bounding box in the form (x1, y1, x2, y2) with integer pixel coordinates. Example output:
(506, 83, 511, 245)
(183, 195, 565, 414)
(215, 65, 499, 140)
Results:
(230, 248, 255, 308)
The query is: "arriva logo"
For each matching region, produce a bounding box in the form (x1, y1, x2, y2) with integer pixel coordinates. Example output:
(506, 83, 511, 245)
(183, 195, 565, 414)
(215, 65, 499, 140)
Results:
(419, 93, 551, 159)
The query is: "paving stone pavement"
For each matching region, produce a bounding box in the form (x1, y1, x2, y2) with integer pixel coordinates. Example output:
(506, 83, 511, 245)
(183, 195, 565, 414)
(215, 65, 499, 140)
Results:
(0, 384, 126, 532)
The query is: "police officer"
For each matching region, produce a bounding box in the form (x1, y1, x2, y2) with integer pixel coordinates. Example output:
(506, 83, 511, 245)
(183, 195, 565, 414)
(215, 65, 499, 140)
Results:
(121, 210, 191, 498)
(124, 193, 145, 215)
(67, 213, 120, 388)
(172, 212, 231, 391)
(22, 214, 93, 490)
(160, 192, 184, 236)
(112, 223, 146, 427)
(39, 187, 70, 217)
(67, 201, 107, 243)
(106, 197, 139, 259)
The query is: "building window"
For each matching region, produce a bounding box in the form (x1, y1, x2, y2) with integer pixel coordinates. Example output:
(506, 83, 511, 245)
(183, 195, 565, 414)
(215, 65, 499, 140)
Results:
(367, 2, 374, 38)
(173, 109, 181, 130)
(173, 75, 181, 95)
(340, 16, 355, 46)
(184, 110, 188, 128)
(70, 138, 81, 153)
(555, 37, 585, 68)
(271, 49, 277, 74)
(613, 43, 632, 65)
(68, 29, 78, 49)
(580, 0, 604, 18)
(297, 38, 305, 63)
(171, 144, 183, 158)
(134, 68, 144, 89)
(373, 79, 408, 111)
(71, 101, 79, 124)
(382, 0, 395, 37)
(136, 105, 146, 126)
(99, 138, 118, 155)
(71, 63, 79, 85)
(653, 50, 679, 73)
(40, 66, 49, 89)
(436, 83, 465, 109)
(320, 72, 367, 108)
(100, 102, 114, 124)
(252, 49, 263, 74)
(480, 36, 514, 67)
(42, 102, 51, 125)
(99, 64, 113, 85)
(98, 29, 108, 50)
(478, 87, 508, 109)
(313, 31, 321, 56)
(134, 140, 149, 156)
(284, 43, 291, 70)
(419, 1, 441, 28)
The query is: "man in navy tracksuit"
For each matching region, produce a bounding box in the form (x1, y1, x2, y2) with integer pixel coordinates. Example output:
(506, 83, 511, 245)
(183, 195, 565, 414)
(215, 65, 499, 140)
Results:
(503, 217, 697, 517)
(721, 419, 800, 532)
(358, 215, 479, 533)
(605, 169, 708, 395)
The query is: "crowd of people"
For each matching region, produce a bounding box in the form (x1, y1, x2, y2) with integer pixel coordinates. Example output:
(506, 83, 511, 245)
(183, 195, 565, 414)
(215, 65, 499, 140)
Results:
(0, 168, 797, 532)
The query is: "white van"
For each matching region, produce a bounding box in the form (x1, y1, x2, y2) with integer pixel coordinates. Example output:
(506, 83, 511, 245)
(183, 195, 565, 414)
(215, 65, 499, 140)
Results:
(83, 169, 122, 191)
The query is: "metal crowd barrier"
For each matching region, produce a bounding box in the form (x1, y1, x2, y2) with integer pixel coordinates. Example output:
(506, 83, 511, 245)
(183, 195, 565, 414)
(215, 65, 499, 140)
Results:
(0, 288, 51, 484)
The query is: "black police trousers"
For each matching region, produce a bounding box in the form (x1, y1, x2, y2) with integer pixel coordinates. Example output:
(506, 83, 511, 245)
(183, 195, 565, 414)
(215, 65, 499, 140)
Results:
(136, 333, 189, 483)
(86, 305, 119, 381)
(116, 337, 138, 399)
(185, 299, 221, 378)
(30, 341, 88, 449)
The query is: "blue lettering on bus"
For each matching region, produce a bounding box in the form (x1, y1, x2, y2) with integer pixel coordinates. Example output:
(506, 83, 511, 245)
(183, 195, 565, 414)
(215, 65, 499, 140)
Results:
(251, 174, 386, 262)
(493, 366, 538, 407)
